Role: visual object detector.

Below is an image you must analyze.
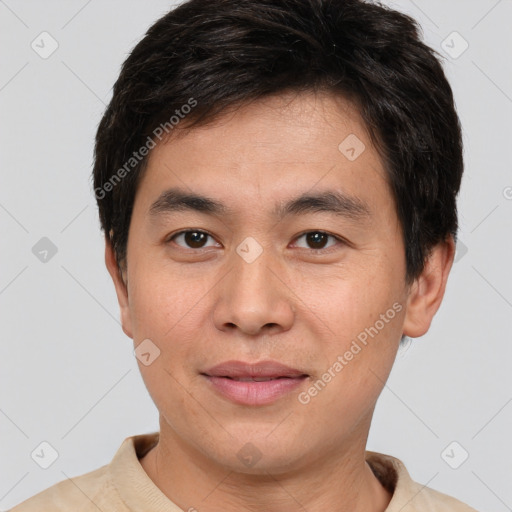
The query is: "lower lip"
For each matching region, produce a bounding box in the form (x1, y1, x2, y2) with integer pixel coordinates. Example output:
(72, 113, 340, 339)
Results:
(203, 375, 308, 405)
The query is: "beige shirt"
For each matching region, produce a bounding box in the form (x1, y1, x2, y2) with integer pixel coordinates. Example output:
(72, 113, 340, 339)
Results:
(10, 432, 479, 511)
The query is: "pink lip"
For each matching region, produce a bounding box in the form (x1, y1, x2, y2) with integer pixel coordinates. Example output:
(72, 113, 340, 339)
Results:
(204, 360, 306, 378)
(202, 360, 309, 406)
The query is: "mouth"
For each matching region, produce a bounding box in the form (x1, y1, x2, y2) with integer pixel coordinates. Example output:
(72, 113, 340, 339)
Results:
(203, 359, 308, 379)
(219, 376, 300, 381)
(201, 360, 309, 405)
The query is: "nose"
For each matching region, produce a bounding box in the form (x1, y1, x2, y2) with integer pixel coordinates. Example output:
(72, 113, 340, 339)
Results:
(212, 246, 295, 337)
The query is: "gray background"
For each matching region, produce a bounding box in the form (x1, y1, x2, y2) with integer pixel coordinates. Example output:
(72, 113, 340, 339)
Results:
(1, 0, 511, 510)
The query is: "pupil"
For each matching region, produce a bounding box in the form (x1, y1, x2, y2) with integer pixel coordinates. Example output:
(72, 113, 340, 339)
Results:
(185, 231, 206, 248)
(307, 232, 327, 249)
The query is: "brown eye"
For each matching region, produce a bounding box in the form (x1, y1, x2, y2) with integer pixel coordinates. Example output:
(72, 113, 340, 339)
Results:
(294, 231, 341, 251)
(170, 230, 217, 249)
(306, 232, 328, 249)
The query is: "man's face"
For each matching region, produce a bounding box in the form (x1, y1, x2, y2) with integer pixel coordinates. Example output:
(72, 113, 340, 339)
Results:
(116, 92, 411, 472)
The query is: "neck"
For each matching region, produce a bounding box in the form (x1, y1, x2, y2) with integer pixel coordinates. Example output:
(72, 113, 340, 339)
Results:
(139, 424, 392, 512)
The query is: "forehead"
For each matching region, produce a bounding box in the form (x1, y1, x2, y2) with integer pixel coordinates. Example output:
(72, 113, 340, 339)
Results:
(135, 91, 392, 219)
(165, 91, 369, 160)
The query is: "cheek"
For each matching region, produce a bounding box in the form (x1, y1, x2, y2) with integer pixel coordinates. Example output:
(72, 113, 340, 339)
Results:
(129, 271, 206, 410)
(127, 264, 212, 380)
(316, 264, 401, 334)
(127, 261, 202, 339)
(308, 265, 404, 388)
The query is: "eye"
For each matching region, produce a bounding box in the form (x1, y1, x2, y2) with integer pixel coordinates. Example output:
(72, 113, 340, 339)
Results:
(293, 231, 343, 251)
(169, 230, 219, 249)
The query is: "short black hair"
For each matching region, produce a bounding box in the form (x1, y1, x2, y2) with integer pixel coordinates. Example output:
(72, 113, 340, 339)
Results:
(92, 0, 463, 285)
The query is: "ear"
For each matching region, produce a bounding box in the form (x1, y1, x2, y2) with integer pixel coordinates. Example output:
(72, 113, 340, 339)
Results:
(402, 236, 455, 338)
(105, 236, 133, 339)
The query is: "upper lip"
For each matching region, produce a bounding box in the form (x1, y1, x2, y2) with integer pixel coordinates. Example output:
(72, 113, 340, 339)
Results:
(203, 360, 308, 378)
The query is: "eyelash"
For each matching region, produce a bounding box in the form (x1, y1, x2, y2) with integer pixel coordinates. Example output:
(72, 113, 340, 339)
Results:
(167, 229, 345, 253)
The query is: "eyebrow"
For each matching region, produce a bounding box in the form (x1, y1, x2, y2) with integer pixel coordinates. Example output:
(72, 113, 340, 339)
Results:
(148, 187, 371, 221)
(274, 190, 370, 220)
(149, 188, 230, 217)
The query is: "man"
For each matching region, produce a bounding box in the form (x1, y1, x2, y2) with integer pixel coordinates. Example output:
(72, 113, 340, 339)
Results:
(11, 0, 479, 510)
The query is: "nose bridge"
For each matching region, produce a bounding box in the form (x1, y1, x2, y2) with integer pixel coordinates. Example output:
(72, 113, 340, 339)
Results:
(230, 238, 278, 308)
(213, 237, 294, 335)
(233, 241, 274, 297)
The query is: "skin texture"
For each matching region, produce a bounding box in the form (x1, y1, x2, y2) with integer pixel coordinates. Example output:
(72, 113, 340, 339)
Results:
(105, 91, 455, 512)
